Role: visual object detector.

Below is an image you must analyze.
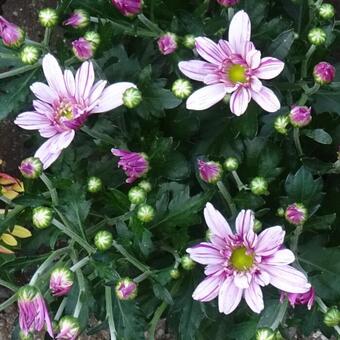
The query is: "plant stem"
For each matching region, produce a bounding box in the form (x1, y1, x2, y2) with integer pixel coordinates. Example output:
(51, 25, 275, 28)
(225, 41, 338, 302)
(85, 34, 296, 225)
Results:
(291, 224, 303, 254)
(40, 173, 59, 206)
(42, 27, 52, 47)
(231, 171, 248, 191)
(0, 195, 15, 207)
(0, 64, 40, 80)
(137, 14, 163, 34)
(301, 45, 316, 79)
(0, 205, 26, 235)
(70, 256, 90, 272)
(133, 271, 153, 284)
(71, 251, 86, 318)
(228, 8, 235, 22)
(105, 286, 117, 340)
(0, 279, 18, 292)
(54, 297, 68, 321)
(293, 128, 304, 158)
(216, 181, 237, 216)
(0, 53, 18, 59)
(0, 294, 17, 312)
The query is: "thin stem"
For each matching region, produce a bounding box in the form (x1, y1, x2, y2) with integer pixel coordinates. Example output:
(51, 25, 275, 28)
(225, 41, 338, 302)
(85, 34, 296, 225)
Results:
(228, 8, 235, 22)
(42, 27, 52, 46)
(105, 286, 117, 340)
(133, 271, 153, 284)
(301, 45, 316, 79)
(231, 171, 248, 191)
(54, 298, 68, 321)
(70, 256, 90, 272)
(291, 224, 303, 254)
(0, 205, 26, 235)
(0, 279, 18, 292)
(25, 39, 45, 48)
(40, 173, 59, 206)
(0, 53, 18, 59)
(137, 14, 163, 34)
(0, 294, 17, 312)
(216, 181, 237, 216)
(72, 261, 86, 318)
(293, 128, 304, 158)
(0, 195, 15, 207)
(0, 64, 40, 80)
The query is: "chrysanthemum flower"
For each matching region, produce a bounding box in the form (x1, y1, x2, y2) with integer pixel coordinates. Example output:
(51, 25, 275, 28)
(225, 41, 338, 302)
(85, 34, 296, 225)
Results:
(0, 16, 25, 48)
(187, 203, 310, 315)
(198, 160, 222, 184)
(64, 9, 89, 29)
(72, 37, 94, 61)
(179, 11, 284, 116)
(0, 172, 24, 200)
(158, 33, 178, 55)
(112, 0, 142, 16)
(14, 54, 136, 169)
(50, 267, 74, 297)
(280, 287, 315, 310)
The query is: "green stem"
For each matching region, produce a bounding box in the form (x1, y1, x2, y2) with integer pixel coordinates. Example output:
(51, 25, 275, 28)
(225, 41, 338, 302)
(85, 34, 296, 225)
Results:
(40, 173, 59, 206)
(0, 53, 18, 59)
(54, 297, 68, 321)
(134, 271, 153, 284)
(71, 251, 86, 318)
(70, 256, 90, 272)
(137, 14, 163, 34)
(315, 297, 340, 336)
(228, 8, 235, 22)
(42, 27, 52, 47)
(0, 196, 15, 207)
(0, 205, 26, 235)
(293, 128, 304, 158)
(0, 64, 40, 80)
(216, 181, 237, 216)
(105, 286, 117, 340)
(25, 39, 45, 48)
(301, 45, 316, 79)
(0, 294, 17, 312)
(0, 279, 18, 292)
(231, 171, 248, 191)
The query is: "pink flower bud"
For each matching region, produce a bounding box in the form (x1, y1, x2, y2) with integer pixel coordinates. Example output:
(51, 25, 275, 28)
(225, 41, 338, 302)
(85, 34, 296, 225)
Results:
(280, 287, 315, 310)
(0, 16, 25, 48)
(115, 278, 137, 300)
(72, 37, 93, 61)
(50, 267, 74, 297)
(64, 9, 89, 29)
(112, 0, 142, 16)
(198, 159, 222, 184)
(158, 33, 178, 55)
(56, 316, 80, 340)
(217, 0, 240, 7)
(289, 106, 312, 128)
(285, 203, 308, 225)
(313, 62, 336, 85)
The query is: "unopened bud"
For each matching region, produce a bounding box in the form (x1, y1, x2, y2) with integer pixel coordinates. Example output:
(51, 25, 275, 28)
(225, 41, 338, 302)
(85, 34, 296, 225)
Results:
(255, 327, 275, 340)
(308, 28, 326, 46)
(285, 203, 308, 225)
(123, 87, 142, 109)
(170, 268, 180, 279)
(38, 8, 58, 28)
(324, 307, 340, 327)
(19, 331, 33, 340)
(138, 180, 152, 193)
(277, 207, 285, 217)
(253, 219, 262, 233)
(137, 204, 155, 223)
(128, 187, 146, 205)
(87, 176, 102, 193)
(50, 267, 74, 297)
(319, 3, 335, 20)
(181, 255, 196, 270)
(20, 46, 40, 65)
(182, 35, 196, 49)
(250, 177, 268, 196)
(198, 159, 223, 184)
(274, 115, 290, 134)
(94, 230, 113, 251)
(19, 157, 43, 179)
(32, 207, 53, 229)
(172, 79, 193, 99)
(84, 31, 101, 48)
(64, 9, 90, 29)
(224, 157, 239, 171)
(57, 316, 80, 340)
(115, 278, 137, 300)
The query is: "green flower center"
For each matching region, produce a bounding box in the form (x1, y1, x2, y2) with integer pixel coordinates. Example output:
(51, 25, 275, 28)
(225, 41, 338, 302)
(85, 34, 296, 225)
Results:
(58, 102, 74, 120)
(230, 247, 254, 271)
(228, 64, 247, 83)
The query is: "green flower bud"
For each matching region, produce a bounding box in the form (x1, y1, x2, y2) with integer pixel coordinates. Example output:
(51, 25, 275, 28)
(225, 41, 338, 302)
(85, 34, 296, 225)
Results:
(250, 177, 269, 196)
(182, 34, 196, 49)
(181, 255, 196, 271)
(19, 157, 43, 179)
(255, 327, 275, 340)
(277, 207, 285, 217)
(94, 230, 113, 251)
(170, 268, 180, 279)
(324, 307, 340, 327)
(224, 157, 239, 171)
(274, 330, 284, 340)
(137, 204, 155, 223)
(20, 46, 40, 65)
(87, 176, 102, 193)
(172, 79, 193, 99)
(123, 88, 142, 109)
(308, 28, 327, 46)
(223, 93, 231, 104)
(32, 207, 53, 229)
(38, 8, 58, 28)
(274, 115, 290, 135)
(253, 219, 262, 233)
(84, 31, 101, 49)
(128, 187, 146, 205)
(19, 331, 34, 340)
(138, 180, 152, 193)
(319, 3, 335, 20)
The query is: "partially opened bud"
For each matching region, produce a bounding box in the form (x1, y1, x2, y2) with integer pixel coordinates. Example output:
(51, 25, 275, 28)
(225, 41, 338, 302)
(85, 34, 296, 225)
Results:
(289, 106, 312, 128)
(123, 87, 142, 108)
(138, 180, 152, 193)
(64, 9, 90, 29)
(32, 207, 53, 229)
(280, 287, 315, 310)
(277, 207, 285, 217)
(50, 267, 74, 297)
(87, 176, 102, 193)
(19, 331, 34, 340)
(170, 269, 180, 279)
(0, 16, 25, 48)
(255, 328, 275, 340)
(158, 33, 178, 55)
(274, 115, 290, 134)
(137, 204, 155, 222)
(217, 0, 240, 7)
(56, 316, 80, 340)
(308, 28, 326, 46)
(20, 46, 40, 65)
(324, 307, 340, 327)
(72, 37, 94, 61)
(181, 255, 196, 270)
(250, 177, 268, 196)
(19, 157, 43, 179)
(313, 62, 336, 85)
(198, 160, 223, 184)
(172, 79, 193, 99)
(128, 187, 146, 205)
(94, 230, 113, 251)
(115, 278, 137, 300)
(253, 219, 262, 233)
(285, 203, 308, 225)
(38, 8, 58, 28)
(319, 3, 335, 20)
(112, 0, 143, 17)
(182, 35, 196, 49)
(224, 157, 239, 171)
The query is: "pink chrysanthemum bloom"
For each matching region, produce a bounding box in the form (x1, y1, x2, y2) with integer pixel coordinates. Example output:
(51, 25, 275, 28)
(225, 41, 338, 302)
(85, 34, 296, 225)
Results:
(280, 287, 315, 310)
(289, 106, 312, 127)
(56, 316, 80, 340)
(0, 16, 25, 48)
(112, 0, 142, 16)
(198, 160, 223, 184)
(64, 9, 89, 29)
(313, 62, 336, 85)
(17, 285, 54, 337)
(111, 148, 149, 183)
(179, 11, 284, 116)
(14, 54, 136, 169)
(158, 33, 178, 55)
(217, 0, 239, 7)
(50, 267, 74, 297)
(186, 203, 311, 315)
(285, 203, 307, 225)
(72, 37, 94, 61)
(115, 278, 138, 300)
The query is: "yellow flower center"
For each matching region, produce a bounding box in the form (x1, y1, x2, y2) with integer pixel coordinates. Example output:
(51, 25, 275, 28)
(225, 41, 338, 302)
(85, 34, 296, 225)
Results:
(228, 64, 247, 83)
(230, 247, 254, 271)
(58, 102, 74, 120)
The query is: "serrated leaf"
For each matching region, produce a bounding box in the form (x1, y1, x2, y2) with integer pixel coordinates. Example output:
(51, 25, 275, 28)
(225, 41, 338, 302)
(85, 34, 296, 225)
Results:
(267, 29, 295, 59)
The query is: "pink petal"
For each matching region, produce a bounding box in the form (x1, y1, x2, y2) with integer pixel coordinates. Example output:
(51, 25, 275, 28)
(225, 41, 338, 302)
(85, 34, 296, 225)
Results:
(218, 39, 233, 56)
(192, 275, 223, 302)
(30, 82, 58, 104)
(230, 87, 251, 116)
(218, 276, 243, 314)
(33, 100, 54, 119)
(228, 10, 251, 56)
(75, 61, 95, 101)
(92, 82, 136, 113)
(14, 111, 52, 130)
(39, 126, 58, 138)
(251, 86, 281, 112)
(255, 226, 285, 256)
(88, 80, 107, 108)
(204, 202, 233, 238)
(255, 270, 270, 287)
(250, 77, 262, 93)
(255, 57, 285, 80)
(204, 264, 224, 276)
(64, 69, 76, 97)
(178, 60, 218, 82)
(195, 37, 225, 65)
(187, 242, 224, 265)
(244, 282, 264, 313)
(186, 84, 228, 110)
(234, 272, 252, 289)
(42, 54, 67, 97)
(235, 209, 254, 236)
(262, 249, 295, 265)
(246, 49, 261, 69)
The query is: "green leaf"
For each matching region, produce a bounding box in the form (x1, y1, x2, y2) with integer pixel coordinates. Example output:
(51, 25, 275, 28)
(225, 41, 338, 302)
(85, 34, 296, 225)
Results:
(232, 106, 258, 139)
(257, 145, 283, 180)
(258, 299, 287, 329)
(303, 129, 332, 144)
(314, 89, 340, 115)
(303, 214, 336, 230)
(228, 320, 258, 340)
(234, 191, 266, 210)
(266, 29, 295, 59)
(152, 282, 174, 305)
(161, 151, 191, 181)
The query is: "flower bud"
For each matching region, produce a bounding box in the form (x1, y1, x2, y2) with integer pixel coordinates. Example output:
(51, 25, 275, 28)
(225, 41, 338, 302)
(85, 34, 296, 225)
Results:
(255, 328, 275, 340)
(112, 0, 142, 17)
(72, 37, 94, 61)
(277, 207, 285, 217)
(217, 0, 240, 7)
(280, 287, 315, 310)
(250, 177, 268, 196)
(128, 187, 146, 205)
(20, 46, 40, 65)
(50, 267, 74, 297)
(285, 203, 308, 225)
(84, 31, 101, 49)
(224, 157, 239, 171)
(158, 33, 178, 55)
(19, 157, 43, 179)
(172, 79, 193, 99)
(319, 3, 335, 20)
(19, 331, 34, 340)
(289, 106, 312, 128)
(182, 35, 196, 49)
(32, 207, 53, 229)
(123, 87, 142, 108)
(313, 62, 336, 85)
(38, 8, 58, 28)
(94, 230, 113, 251)
(137, 204, 155, 223)
(138, 180, 152, 193)
(115, 278, 137, 300)
(324, 307, 340, 327)
(64, 9, 90, 29)
(170, 269, 180, 279)
(181, 255, 196, 270)
(57, 316, 80, 340)
(253, 219, 262, 233)
(274, 331, 284, 340)
(198, 159, 223, 184)
(223, 93, 231, 104)
(87, 176, 102, 193)
(308, 28, 326, 46)
(274, 115, 290, 134)
(0, 16, 25, 48)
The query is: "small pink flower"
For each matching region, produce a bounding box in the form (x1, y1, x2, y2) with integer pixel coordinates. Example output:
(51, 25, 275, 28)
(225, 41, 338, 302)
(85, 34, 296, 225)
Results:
(0, 16, 25, 47)
(285, 203, 307, 225)
(64, 9, 89, 29)
(14, 54, 136, 169)
(115, 278, 138, 300)
(198, 160, 222, 184)
(280, 287, 315, 310)
(289, 106, 312, 127)
(179, 11, 284, 115)
(50, 267, 74, 297)
(313, 62, 336, 85)
(158, 33, 178, 55)
(187, 203, 311, 315)
(112, 0, 142, 16)
(72, 37, 93, 61)
(111, 149, 149, 183)
(217, 0, 239, 7)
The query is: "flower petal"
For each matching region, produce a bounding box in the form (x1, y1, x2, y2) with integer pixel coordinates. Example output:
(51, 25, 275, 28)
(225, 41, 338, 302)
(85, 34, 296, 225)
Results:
(255, 226, 285, 256)
(75, 60, 95, 101)
(244, 282, 264, 313)
(92, 82, 136, 113)
(218, 39, 233, 56)
(228, 10, 251, 56)
(187, 242, 224, 265)
(195, 37, 225, 65)
(64, 69, 76, 97)
(218, 276, 243, 315)
(250, 77, 262, 93)
(204, 202, 233, 238)
(251, 86, 281, 113)
(192, 275, 223, 302)
(230, 87, 251, 116)
(186, 84, 228, 111)
(235, 209, 254, 236)
(263, 249, 295, 265)
(234, 272, 251, 289)
(88, 80, 107, 108)
(30, 82, 58, 104)
(14, 111, 52, 130)
(178, 60, 218, 82)
(255, 57, 285, 80)
(246, 49, 261, 69)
